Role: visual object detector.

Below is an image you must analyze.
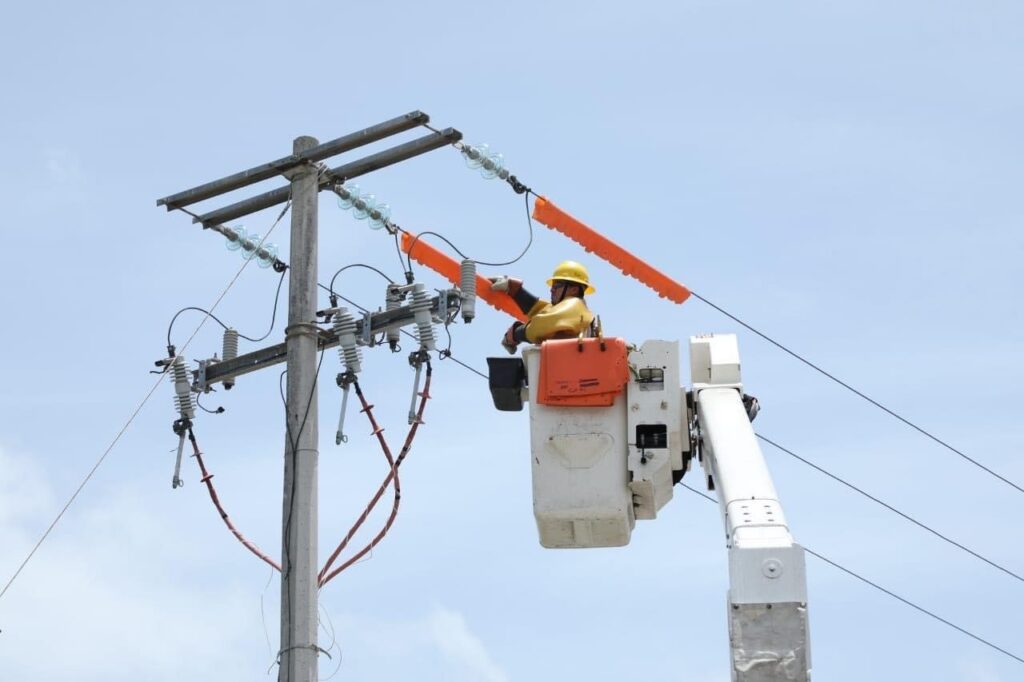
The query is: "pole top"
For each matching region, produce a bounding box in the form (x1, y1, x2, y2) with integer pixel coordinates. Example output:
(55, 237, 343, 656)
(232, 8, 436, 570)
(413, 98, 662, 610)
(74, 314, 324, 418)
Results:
(294, 136, 319, 153)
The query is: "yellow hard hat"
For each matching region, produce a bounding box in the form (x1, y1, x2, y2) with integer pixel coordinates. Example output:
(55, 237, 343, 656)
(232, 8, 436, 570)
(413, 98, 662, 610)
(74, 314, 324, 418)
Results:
(546, 260, 595, 294)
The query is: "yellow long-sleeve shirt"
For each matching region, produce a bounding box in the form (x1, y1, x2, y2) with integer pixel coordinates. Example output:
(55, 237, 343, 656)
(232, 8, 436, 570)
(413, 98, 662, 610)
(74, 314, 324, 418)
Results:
(520, 297, 595, 343)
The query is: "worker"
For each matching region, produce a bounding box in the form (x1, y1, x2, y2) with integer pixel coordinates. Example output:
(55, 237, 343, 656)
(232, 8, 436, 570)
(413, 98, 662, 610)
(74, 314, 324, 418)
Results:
(491, 260, 596, 354)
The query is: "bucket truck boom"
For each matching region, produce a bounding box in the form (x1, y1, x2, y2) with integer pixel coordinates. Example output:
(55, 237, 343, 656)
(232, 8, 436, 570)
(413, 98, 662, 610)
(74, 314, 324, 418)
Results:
(691, 334, 811, 681)
(399, 197, 810, 680)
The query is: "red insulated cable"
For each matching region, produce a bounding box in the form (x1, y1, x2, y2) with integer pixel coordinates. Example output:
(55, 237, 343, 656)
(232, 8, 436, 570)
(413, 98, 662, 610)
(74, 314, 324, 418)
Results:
(187, 429, 282, 573)
(318, 365, 432, 587)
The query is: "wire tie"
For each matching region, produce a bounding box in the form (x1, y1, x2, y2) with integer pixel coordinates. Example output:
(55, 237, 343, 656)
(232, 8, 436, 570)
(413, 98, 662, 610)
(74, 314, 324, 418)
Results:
(200, 473, 214, 484)
(271, 644, 332, 672)
(371, 427, 385, 436)
(360, 404, 374, 413)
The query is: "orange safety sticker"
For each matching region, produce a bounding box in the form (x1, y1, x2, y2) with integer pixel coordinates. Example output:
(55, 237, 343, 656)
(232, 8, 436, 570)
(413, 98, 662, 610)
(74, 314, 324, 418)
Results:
(538, 337, 630, 407)
(400, 232, 528, 322)
(532, 197, 691, 305)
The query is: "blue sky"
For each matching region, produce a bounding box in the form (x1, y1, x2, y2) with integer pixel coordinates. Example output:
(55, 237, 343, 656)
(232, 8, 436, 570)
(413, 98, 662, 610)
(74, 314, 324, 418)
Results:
(1, 1, 1022, 680)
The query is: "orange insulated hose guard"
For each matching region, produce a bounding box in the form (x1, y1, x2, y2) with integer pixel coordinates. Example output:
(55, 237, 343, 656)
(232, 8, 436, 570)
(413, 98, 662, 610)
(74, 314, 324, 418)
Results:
(531, 197, 691, 305)
(400, 232, 528, 321)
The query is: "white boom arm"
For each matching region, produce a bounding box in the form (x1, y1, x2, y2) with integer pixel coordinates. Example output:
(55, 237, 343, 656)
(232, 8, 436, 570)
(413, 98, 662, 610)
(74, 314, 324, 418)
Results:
(690, 334, 811, 681)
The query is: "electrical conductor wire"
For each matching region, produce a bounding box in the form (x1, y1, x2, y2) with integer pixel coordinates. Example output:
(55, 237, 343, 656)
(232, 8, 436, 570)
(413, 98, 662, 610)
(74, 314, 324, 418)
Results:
(680, 482, 1024, 666)
(689, 291, 1023, 495)
(399, 193, 534, 272)
(0, 204, 290, 603)
(395, 326, 1023, 667)
(756, 433, 1024, 585)
(276, 347, 327, 651)
(167, 267, 286, 347)
(327, 264, 395, 301)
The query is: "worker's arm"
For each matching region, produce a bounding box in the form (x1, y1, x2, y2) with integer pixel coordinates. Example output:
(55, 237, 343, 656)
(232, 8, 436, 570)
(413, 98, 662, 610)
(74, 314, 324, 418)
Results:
(490, 277, 548, 317)
(502, 296, 557, 354)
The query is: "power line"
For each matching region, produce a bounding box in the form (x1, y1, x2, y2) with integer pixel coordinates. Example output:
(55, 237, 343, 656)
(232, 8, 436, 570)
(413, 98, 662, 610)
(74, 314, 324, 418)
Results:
(680, 483, 1024, 666)
(689, 291, 1023, 495)
(399, 210, 534, 273)
(327, 264, 395, 299)
(410, 128, 1015, 498)
(407, 331, 1024, 667)
(756, 433, 1024, 585)
(384, 310, 1021, 586)
(0, 211, 289, 603)
(166, 267, 287, 347)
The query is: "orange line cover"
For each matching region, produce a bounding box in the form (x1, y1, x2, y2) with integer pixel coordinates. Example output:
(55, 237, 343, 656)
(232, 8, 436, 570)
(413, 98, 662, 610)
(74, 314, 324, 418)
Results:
(532, 196, 691, 305)
(400, 232, 528, 322)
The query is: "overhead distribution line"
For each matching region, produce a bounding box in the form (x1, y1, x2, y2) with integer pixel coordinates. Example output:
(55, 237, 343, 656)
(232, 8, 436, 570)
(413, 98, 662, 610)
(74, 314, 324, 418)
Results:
(678, 482, 1024, 666)
(527, 197, 1022, 496)
(0, 212, 288, 604)
(376, 247, 1023, 590)
(756, 434, 1024, 585)
(417, 335, 1024, 666)
(385, 310, 1021, 666)
(690, 291, 1024, 495)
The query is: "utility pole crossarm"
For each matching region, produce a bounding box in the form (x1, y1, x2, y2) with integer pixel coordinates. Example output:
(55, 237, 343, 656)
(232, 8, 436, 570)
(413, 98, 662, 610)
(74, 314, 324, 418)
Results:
(197, 292, 459, 388)
(156, 114, 461, 682)
(156, 111, 430, 211)
(191, 128, 463, 228)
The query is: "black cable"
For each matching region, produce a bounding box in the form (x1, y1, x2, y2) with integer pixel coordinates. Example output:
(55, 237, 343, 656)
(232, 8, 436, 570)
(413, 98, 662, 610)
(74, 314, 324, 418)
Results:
(393, 231, 413, 283)
(438, 298, 461, 360)
(436, 348, 487, 380)
(466, 190, 535, 267)
(167, 308, 234, 348)
(393, 137, 535, 270)
(679, 483, 1024, 666)
(689, 291, 1024, 495)
(196, 392, 224, 415)
(166, 268, 286, 348)
(253, 269, 287, 342)
(403, 231, 469, 271)
(277, 347, 327, 652)
(803, 546, 1024, 665)
(385, 328, 1024, 665)
(756, 434, 1024, 584)
(328, 264, 395, 301)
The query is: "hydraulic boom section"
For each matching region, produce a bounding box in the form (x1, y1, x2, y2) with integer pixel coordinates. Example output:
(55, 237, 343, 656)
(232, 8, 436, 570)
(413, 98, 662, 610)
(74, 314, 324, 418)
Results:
(691, 334, 811, 682)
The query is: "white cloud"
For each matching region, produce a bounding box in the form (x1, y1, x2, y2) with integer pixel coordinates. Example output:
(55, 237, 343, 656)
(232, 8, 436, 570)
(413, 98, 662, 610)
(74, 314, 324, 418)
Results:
(0, 445, 511, 682)
(0, 445, 53, 528)
(323, 605, 509, 681)
(428, 607, 509, 682)
(957, 658, 1006, 682)
(44, 147, 84, 186)
(0, 446, 267, 682)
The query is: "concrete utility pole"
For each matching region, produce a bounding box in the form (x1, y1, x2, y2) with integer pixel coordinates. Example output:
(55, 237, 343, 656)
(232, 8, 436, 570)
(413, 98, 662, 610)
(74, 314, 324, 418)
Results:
(280, 136, 321, 682)
(156, 112, 462, 682)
